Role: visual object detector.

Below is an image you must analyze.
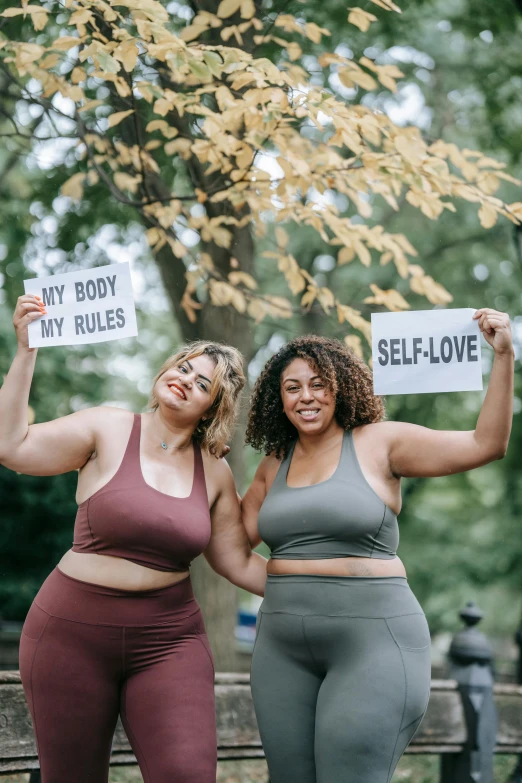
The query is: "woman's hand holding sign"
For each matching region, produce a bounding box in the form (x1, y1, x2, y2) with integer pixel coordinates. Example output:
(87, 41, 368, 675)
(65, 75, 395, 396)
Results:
(473, 308, 513, 355)
(371, 306, 514, 482)
(13, 294, 46, 352)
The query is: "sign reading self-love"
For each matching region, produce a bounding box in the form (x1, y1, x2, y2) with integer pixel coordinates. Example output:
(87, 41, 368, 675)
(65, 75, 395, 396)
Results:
(371, 308, 483, 395)
(24, 262, 138, 348)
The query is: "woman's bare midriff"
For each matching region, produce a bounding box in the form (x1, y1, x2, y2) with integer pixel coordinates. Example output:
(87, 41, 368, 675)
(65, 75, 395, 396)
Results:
(58, 550, 189, 591)
(267, 556, 407, 578)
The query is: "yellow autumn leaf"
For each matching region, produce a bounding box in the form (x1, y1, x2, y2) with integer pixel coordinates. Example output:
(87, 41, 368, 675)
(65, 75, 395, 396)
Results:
(69, 8, 93, 25)
(71, 66, 86, 84)
(374, 64, 404, 92)
(78, 99, 104, 113)
(181, 289, 203, 324)
(338, 246, 355, 265)
(393, 234, 418, 256)
(240, 0, 255, 19)
(230, 289, 247, 313)
(108, 109, 135, 128)
(478, 202, 498, 229)
(318, 287, 335, 313)
(1, 5, 48, 30)
(304, 22, 330, 43)
(347, 8, 377, 32)
(275, 226, 289, 248)
(27, 405, 35, 425)
(507, 202, 522, 221)
(301, 286, 317, 310)
(364, 284, 409, 311)
(278, 255, 306, 294)
(50, 36, 81, 51)
(344, 335, 363, 358)
(477, 172, 499, 195)
(180, 23, 209, 42)
(39, 54, 61, 70)
(61, 172, 85, 201)
(114, 172, 141, 194)
(395, 134, 426, 166)
(146, 227, 162, 247)
(336, 304, 372, 343)
(114, 40, 139, 72)
(349, 69, 378, 91)
(369, 0, 401, 10)
(265, 295, 293, 319)
(13, 43, 45, 67)
(247, 299, 268, 323)
(354, 240, 371, 267)
(228, 271, 258, 289)
(146, 120, 178, 139)
(286, 42, 302, 61)
(217, 0, 242, 18)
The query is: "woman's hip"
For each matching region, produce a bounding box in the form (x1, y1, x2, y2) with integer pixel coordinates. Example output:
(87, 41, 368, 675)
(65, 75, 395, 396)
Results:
(259, 573, 425, 620)
(31, 566, 201, 627)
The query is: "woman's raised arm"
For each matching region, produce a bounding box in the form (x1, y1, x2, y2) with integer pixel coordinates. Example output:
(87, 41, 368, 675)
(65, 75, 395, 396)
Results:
(0, 294, 98, 475)
(387, 308, 514, 478)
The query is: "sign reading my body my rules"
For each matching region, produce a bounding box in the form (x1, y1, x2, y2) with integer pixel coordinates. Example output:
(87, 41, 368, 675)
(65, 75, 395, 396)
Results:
(371, 308, 483, 395)
(24, 262, 138, 348)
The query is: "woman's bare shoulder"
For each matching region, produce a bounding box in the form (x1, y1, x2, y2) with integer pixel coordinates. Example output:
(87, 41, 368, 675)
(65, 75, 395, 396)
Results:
(352, 420, 400, 442)
(88, 405, 135, 433)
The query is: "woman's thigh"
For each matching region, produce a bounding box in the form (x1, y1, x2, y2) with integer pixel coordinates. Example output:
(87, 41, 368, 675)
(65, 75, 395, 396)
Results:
(19, 603, 121, 783)
(121, 611, 217, 783)
(250, 611, 322, 783)
(312, 614, 431, 783)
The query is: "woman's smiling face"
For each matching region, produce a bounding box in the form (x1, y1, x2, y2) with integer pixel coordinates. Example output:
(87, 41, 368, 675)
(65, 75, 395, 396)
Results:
(155, 354, 216, 423)
(280, 358, 335, 434)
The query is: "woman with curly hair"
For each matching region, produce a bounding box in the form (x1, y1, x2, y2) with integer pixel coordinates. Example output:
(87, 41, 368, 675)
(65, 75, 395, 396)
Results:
(0, 293, 267, 783)
(242, 311, 513, 783)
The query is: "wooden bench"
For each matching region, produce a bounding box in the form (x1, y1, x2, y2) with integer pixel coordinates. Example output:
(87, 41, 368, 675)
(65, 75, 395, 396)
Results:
(1, 672, 521, 774)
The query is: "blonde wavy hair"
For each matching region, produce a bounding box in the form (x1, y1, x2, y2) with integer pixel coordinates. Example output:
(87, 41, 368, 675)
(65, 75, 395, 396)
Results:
(148, 341, 245, 456)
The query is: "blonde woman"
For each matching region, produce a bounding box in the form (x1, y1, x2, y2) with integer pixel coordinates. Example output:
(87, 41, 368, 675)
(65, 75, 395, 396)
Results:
(0, 293, 267, 783)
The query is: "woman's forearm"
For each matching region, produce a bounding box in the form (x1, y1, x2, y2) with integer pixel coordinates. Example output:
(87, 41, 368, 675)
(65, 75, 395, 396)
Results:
(0, 347, 38, 456)
(474, 348, 514, 458)
(225, 551, 267, 597)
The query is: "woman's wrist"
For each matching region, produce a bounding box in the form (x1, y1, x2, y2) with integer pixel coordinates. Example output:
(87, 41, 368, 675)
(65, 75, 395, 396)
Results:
(15, 344, 38, 359)
(493, 346, 515, 359)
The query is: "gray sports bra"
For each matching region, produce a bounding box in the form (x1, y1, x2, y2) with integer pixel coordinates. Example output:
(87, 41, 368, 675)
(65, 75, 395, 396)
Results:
(257, 429, 399, 560)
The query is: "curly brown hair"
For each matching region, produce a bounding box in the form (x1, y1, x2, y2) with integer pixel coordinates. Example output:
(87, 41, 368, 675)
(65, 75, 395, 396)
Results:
(245, 335, 384, 458)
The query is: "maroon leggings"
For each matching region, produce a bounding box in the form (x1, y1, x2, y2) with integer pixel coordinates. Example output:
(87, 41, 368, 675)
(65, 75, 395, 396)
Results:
(19, 568, 216, 783)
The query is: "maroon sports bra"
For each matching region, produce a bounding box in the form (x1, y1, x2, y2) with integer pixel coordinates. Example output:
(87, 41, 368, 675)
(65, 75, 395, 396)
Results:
(72, 414, 211, 572)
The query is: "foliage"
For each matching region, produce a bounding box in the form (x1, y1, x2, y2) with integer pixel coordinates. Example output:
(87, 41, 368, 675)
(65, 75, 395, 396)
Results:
(0, 0, 521, 354)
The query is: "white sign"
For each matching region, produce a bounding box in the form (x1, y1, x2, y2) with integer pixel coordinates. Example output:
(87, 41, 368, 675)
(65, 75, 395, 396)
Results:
(24, 263, 138, 348)
(371, 308, 483, 395)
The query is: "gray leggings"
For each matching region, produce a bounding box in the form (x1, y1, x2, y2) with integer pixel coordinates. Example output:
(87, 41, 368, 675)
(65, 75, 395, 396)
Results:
(250, 575, 431, 783)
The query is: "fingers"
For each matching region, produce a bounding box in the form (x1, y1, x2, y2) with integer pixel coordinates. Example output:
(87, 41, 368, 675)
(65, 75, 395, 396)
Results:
(15, 295, 47, 319)
(13, 295, 47, 339)
(472, 307, 504, 319)
(473, 308, 510, 334)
